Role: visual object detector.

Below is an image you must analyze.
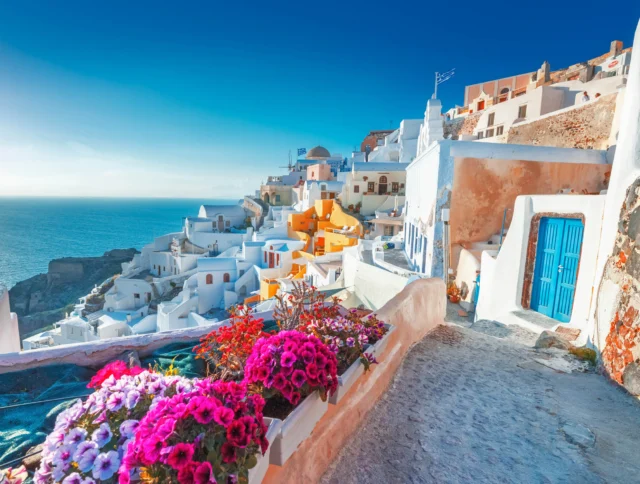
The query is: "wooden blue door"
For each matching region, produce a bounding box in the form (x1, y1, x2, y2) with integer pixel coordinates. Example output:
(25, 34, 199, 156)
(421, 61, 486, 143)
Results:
(531, 217, 584, 322)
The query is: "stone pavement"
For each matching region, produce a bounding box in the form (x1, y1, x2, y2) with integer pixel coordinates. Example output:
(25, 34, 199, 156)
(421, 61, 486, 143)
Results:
(321, 320, 640, 483)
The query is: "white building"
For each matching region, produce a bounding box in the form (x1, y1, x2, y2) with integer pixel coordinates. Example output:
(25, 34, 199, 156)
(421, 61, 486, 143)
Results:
(0, 285, 20, 354)
(366, 120, 422, 164)
(339, 162, 406, 216)
(298, 180, 344, 211)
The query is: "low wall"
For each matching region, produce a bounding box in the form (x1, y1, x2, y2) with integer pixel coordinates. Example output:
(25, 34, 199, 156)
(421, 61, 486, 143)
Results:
(263, 277, 446, 483)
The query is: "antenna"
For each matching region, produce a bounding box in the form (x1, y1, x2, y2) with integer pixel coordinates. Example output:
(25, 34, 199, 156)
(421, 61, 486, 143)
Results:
(278, 150, 294, 172)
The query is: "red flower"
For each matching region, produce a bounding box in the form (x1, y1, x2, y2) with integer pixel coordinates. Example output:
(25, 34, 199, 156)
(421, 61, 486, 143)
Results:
(167, 443, 195, 471)
(220, 442, 237, 464)
(194, 461, 216, 483)
(226, 421, 246, 447)
(213, 406, 234, 427)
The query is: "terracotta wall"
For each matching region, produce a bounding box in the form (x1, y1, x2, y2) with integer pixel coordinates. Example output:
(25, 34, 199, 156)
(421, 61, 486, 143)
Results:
(449, 157, 610, 249)
(507, 92, 618, 149)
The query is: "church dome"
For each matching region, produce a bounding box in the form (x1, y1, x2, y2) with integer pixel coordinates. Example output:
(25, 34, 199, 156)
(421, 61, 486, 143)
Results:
(306, 146, 331, 159)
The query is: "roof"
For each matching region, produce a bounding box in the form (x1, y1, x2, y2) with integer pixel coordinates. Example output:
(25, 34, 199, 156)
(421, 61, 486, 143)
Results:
(306, 180, 344, 190)
(306, 146, 331, 159)
(353, 162, 408, 172)
(198, 257, 238, 272)
(198, 204, 247, 219)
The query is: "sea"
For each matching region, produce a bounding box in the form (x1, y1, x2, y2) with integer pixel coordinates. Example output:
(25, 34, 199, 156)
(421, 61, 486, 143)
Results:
(0, 197, 239, 289)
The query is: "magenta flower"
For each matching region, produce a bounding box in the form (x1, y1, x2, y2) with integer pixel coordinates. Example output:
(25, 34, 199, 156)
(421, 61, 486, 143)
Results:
(192, 398, 217, 425)
(226, 421, 246, 447)
(220, 442, 237, 464)
(213, 406, 234, 427)
(194, 461, 216, 483)
(280, 351, 297, 367)
(291, 369, 307, 388)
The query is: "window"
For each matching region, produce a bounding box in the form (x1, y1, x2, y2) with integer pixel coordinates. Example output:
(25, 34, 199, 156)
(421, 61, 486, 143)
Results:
(379, 176, 388, 184)
(163, 266, 166, 272)
(223, 273, 230, 283)
(354, 185, 359, 193)
(153, 265, 156, 269)
(368, 182, 375, 192)
(500, 87, 509, 95)
(312, 171, 315, 177)
(264, 252, 267, 263)
(275, 194, 281, 202)
(477, 131, 484, 140)
(384, 225, 394, 236)
(321, 184, 327, 191)
(225, 220, 230, 227)
(487, 113, 495, 127)
(392, 182, 399, 193)
(518, 105, 527, 119)
(477, 100, 485, 111)
(400, 183, 404, 189)
(486, 128, 494, 138)
(496, 126, 504, 136)
(206, 274, 213, 285)
(134, 293, 140, 299)
(276, 254, 280, 265)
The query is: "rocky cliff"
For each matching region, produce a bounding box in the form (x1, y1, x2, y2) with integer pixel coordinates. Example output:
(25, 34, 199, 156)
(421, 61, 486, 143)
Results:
(9, 249, 139, 338)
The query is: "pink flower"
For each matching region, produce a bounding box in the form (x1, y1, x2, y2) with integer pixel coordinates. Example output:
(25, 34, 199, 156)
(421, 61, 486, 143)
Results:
(226, 421, 246, 447)
(306, 363, 319, 379)
(281, 382, 294, 401)
(191, 398, 217, 425)
(273, 372, 287, 390)
(213, 406, 234, 427)
(142, 436, 165, 464)
(194, 461, 216, 483)
(280, 351, 297, 367)
(177, 462, 196, 484)
(301, 350, 315, 365)
(315, 352, 328, 368)
(167, 443, 194, 471)
(290, 392, 301, 406)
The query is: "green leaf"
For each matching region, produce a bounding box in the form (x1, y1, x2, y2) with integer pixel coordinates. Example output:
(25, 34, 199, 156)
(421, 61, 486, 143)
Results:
(245, 453, 258, 469)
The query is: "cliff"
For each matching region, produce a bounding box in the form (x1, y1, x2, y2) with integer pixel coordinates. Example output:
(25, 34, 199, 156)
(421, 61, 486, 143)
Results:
(9, 249, 139, 338)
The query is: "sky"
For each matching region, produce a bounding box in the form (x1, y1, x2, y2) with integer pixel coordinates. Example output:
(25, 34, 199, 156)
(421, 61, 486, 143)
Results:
(0, 1, 638, 199)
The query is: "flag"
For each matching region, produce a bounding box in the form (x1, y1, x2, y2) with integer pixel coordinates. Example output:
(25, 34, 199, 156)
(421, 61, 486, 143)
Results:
(297, 148, 307, 156)
(436, 68, 455, 85)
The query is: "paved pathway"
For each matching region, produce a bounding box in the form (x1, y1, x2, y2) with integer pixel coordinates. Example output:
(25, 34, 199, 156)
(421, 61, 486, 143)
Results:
(321, 318, 640, 484)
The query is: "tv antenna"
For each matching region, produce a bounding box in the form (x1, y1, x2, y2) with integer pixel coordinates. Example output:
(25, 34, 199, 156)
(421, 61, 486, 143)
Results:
(279, 150, 294, 172)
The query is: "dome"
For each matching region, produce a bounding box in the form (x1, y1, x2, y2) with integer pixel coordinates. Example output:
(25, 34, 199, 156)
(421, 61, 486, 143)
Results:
(306, 146, 331, 159)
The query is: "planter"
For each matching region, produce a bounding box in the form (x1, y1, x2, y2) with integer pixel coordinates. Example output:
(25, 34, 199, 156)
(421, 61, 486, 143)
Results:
(268, 391, 328, 466)
(329, 356, 365, 405)
(249, 417, 282, 483)
(367, 323, 396, 359)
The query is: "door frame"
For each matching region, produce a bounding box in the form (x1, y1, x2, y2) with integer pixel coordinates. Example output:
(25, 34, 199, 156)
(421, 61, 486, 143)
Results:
(521, 213, 584, 317)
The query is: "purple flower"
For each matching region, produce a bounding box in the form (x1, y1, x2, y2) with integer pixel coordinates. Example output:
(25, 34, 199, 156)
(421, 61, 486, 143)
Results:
(62, 472, 83, 484)
(45, 431, 65, 451)
(76, 446, 99, 472)
(73, 440, 98, 462)
(91, 423, 113, 448)
(92, 451, 120, 481)
(106, 391, 125, 411)
(281, 351, 297, 367)
(81, 479, 97, 484)
(125, 390, 140, 409)
(52, 463, 69, 482)
(120, 420, 139, 439)
(52, 445, 74, 468)
(64, 427, 88, 450)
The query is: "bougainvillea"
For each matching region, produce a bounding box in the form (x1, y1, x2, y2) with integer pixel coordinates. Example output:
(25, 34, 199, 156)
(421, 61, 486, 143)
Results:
(87, 361, 145, 389)
(121, 380, 268, 484)
(194, 305, 271, 380)
(34, 370, 193, 484)
(244, 330, 338, 405)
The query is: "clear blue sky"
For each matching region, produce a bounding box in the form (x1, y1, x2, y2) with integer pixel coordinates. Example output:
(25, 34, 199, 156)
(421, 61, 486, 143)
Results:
(1, 1, 638, 198)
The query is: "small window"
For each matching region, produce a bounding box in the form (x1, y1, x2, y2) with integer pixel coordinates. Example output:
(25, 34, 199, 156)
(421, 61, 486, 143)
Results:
(275, 195, 281, 202)
(276, 254, 280, 265)
(264, 252, 267, 263)
(392, 182, 399, 193)
(354, 185, 360, 193)
(206, 274, 213, 285)
(496, 126, 504, 136)
(225, 220, 230, 227)
(312, 171, 315, 177)
(487, 113, 495, 127)
(518, 105, 527, 119)
(321, 184, 327, 191)
(477, 131, 484, 140)
(379, 176, 388, 183)
(400, 183, 405, 188)
(368, 182, 375, 192)
(163, 266, 166, 272)
(486, 128, 494, 138)
(134, 293, 140, 299)
(223, 273, 230, 283)
(153, 265, 156, 269)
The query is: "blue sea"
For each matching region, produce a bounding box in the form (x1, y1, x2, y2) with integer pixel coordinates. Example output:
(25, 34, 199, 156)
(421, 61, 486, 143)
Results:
(0, 197, 239, 289)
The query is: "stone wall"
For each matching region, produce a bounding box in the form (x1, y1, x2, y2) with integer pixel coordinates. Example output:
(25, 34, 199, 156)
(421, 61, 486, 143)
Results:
(445, 113, 481, 140)
(506, 93, 618, 149)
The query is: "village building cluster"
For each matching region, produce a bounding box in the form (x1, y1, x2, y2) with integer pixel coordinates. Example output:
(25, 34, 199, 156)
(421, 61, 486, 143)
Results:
(2, 35, 640, 396)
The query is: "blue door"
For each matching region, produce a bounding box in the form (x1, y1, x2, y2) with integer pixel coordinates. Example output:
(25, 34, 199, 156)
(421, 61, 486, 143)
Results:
(531, 217, 583, 322)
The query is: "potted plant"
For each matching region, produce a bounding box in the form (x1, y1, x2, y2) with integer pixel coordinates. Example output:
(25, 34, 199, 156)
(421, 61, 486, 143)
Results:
(244, 331, 338, 466)
(447, 282, 461, 303)
(122, 380, 275, 484)
(34, 366, 194, 484)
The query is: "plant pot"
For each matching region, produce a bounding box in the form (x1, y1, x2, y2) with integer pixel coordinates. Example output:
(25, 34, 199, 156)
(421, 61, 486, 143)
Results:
(367, 323, 396, 359)
(249, 417, 282, 483)
(268, 391, 328, 466)
(328, 356, 365, 405)
(449, 295, 461, 303)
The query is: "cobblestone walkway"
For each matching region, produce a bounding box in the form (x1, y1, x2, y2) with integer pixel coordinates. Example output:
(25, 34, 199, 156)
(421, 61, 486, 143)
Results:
(321, 322, 640, 484)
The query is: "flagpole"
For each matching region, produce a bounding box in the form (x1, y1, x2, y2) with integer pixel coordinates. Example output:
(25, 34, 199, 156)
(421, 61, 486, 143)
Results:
(434, 72, 438, 99)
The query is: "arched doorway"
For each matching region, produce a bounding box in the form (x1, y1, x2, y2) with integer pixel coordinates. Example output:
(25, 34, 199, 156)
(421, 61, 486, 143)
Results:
(263, 193, 270, 204)
(378, 176, 388, 195)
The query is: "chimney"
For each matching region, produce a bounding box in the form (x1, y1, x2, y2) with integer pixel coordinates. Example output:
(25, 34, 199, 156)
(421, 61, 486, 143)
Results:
(610, 40, 623, 57)
(424, 98, 444, 149)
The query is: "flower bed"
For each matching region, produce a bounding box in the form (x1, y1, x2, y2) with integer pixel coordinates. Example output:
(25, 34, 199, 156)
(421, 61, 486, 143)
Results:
(248, 417, 282, 483)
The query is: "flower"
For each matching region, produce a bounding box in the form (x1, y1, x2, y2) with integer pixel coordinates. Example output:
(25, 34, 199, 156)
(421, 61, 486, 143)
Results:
(2, 465, 28, 484)
(120, 420, 139, 439)
(220, 442, 236, 464)
(226, 421, 246, 447)
(91, 451, 120, 481)
(106, 391, 125, 411)
(191, 397, 217, 424)
(64, 428, 88, 449)
(167, 443, 195, 470)
(291, 369, 307, 388)
(76, 446, 99, 473)
(91, 423, 113, 448)
(194, 461, 216, 483)
(213, 406, 235, 427)
(280, 351, 297, 367)
(61, 473, 82, 484)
